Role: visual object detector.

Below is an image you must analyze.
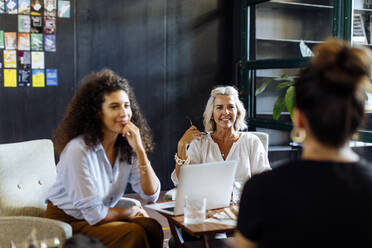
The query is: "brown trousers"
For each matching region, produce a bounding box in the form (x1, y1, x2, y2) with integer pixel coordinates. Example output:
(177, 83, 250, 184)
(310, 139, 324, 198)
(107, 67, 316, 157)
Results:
(44, 202, 163, 248)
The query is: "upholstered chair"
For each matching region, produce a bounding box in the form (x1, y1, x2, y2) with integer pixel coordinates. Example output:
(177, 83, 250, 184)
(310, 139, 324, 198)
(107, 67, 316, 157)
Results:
(0, 139, 141, 247)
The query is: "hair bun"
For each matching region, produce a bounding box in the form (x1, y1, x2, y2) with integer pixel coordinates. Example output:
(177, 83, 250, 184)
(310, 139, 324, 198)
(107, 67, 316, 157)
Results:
(311, 39, 372, 95)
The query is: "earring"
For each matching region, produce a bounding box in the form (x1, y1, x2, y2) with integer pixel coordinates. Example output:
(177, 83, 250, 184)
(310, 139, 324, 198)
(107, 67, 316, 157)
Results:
(290, 127, 306, 143)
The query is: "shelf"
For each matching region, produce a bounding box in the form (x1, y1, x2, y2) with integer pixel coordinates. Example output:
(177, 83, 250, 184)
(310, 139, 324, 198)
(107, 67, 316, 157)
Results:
(268, 1, 333, 9)
(248, 117, 293, 132)
(256, 111, 290, 115)
(244, 58, 310, 69)
(256, 37, 322, 44)
(354, 8, 372, 12)
(269, 145, 294, 152)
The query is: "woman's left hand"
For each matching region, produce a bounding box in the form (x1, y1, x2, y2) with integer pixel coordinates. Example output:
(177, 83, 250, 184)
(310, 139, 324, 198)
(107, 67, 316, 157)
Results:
(122, 121, 144, 152)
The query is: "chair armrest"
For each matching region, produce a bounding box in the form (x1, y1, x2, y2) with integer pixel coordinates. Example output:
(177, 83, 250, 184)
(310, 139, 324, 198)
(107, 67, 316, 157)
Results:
(0, 216, 72, 246)
(114, 197, 141, 208)
(163, 188, 177, 201)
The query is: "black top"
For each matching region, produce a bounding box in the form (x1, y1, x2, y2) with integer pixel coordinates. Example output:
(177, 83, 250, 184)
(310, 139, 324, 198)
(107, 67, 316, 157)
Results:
(237, 159, 372, 248)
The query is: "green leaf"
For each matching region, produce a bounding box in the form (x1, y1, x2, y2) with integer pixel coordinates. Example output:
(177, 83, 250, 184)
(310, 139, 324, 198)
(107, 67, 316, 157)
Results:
(273, 95, 286, 120)
(285, 86, 295, 122)
(275, 81, 295, 91)
(255, 78, 274, 95)
(275, 74, 290, 81)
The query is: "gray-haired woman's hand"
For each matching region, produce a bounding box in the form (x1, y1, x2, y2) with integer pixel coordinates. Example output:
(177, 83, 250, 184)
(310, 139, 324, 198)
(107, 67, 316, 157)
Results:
(178, 125, 202, 147)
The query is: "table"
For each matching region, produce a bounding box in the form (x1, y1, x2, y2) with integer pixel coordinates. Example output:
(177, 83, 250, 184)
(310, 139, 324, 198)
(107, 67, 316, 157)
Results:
(159, 209, 236, 248)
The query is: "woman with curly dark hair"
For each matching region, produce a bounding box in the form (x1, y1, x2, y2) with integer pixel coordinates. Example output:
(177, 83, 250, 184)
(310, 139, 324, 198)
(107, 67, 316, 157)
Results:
(44, 69, 163, 248)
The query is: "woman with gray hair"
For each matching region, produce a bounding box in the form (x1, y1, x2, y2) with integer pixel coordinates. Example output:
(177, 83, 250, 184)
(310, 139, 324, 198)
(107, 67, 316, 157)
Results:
(171, 86, 271, 188)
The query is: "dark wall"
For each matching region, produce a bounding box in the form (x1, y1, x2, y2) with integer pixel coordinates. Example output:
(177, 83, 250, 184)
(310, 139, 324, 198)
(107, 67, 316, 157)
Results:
(0, 0, 235, 190)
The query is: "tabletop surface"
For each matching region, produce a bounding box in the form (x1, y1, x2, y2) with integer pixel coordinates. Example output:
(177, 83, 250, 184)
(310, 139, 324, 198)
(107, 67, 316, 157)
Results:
(161, 207, 237, 236)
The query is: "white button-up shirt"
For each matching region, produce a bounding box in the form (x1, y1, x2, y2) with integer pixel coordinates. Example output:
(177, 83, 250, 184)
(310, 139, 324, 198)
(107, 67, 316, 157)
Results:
(46, 136, 160, 225)
(171, 132, 271, 186)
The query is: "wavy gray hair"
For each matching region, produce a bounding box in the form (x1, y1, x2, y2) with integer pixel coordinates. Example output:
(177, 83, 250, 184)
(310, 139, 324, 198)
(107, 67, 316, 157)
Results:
(203, 86, 247, 132)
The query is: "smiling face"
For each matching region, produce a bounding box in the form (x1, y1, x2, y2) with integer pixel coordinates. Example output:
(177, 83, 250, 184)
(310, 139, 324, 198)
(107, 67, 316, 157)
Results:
(212, 95, 238, 130)
(101, 90, 132, 136)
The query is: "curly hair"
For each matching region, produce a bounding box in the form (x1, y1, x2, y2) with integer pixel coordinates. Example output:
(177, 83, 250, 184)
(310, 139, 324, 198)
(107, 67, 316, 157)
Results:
(54, 69, 153, 163)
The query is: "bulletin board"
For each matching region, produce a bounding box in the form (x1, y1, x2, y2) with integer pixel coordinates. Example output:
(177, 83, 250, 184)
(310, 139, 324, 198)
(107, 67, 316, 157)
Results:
(0, 0, 76, 143)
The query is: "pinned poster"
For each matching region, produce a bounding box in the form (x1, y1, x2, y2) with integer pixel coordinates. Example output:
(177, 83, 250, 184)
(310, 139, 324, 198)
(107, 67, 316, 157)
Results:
(18, 15, 31, 32)
(32, 69, 44, 87)
(4, 69, 17, 87)
(18, 51, 31, 86)
(18, 33, 30, 50)
(31, 51, 44, 69)
(44, 17, 56, 34)
(5, 0, 17, 14)
(4, 50, 17, 68)
(18, 0, 30, 14)
(0, 0, 4, 13)
(58, 0, 69, 18)
(31, 16, 43, 33)
(0, 31, 4, 49)
(31, 0, 43, 16)
(44, 0, 56, 17)
(18, 51, 31, 69)
(44, 34, 55, 52)
(31, 33, 43, 50)
(4, 32, 17, 49)
(18, 69, 31, 86)
(46, 68, 57, 86)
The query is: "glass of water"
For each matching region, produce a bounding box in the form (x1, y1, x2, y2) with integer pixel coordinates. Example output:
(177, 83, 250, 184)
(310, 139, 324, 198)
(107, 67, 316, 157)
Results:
(184, 195, 206, 225)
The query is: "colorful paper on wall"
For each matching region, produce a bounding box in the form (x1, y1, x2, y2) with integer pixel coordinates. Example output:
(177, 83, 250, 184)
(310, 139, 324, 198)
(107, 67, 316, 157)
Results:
(44, 17, 56, 34)
(31, 51, 44, 68)
(31, 33, 43, 50)
(0, 0, 5, 13)
(31, 0, 43, 16)
(46, 68, 57, 86)
(4, 32, 17, 49)
(31, 16, 43, 33)
(44, 0, 56, 17)
(4, 50, 17, 68)
(18, 15, 31, 32)
(18, 51, 31, 69)
(32, 69, 44, 87)
(0, 31, 4, 49)
(5, 0, 17, 14)
(18, 0, 30, 14)
(58, 0, 69, 18)
(18, 69, 31, 86)
(0, 67, 2, 86)
(18, 33, 30, 50)
(17, 51, 31, 86)
(44, 34, 55, 52)
(0, 52, 2, 84)
(4, 69, 17, 87)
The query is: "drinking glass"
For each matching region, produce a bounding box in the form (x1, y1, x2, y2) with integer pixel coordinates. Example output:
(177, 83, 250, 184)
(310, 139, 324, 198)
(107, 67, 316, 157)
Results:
(184, 195, 206, 225)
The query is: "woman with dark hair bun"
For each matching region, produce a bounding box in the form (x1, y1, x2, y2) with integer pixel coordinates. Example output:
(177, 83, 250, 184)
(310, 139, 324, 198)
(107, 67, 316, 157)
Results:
(235, 39, 372, 247)
(44, 69, 163, 248)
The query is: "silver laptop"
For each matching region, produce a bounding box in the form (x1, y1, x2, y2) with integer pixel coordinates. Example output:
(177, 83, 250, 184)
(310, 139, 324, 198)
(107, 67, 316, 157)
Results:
(146, 160, 237, 215)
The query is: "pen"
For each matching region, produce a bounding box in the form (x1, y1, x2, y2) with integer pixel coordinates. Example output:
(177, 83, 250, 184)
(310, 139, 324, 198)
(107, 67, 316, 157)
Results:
(186, 116, 207, 135)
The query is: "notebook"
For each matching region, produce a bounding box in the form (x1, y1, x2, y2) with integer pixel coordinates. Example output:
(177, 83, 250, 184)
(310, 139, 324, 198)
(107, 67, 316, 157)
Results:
(145, 160, 237, 215)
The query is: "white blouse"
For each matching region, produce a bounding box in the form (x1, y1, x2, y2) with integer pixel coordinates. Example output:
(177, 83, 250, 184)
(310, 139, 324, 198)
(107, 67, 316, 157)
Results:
(171, 132, 271, 186)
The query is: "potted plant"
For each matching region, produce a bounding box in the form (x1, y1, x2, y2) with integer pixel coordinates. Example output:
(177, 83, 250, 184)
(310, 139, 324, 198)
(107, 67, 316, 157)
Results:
(255, 74, 295, 122)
